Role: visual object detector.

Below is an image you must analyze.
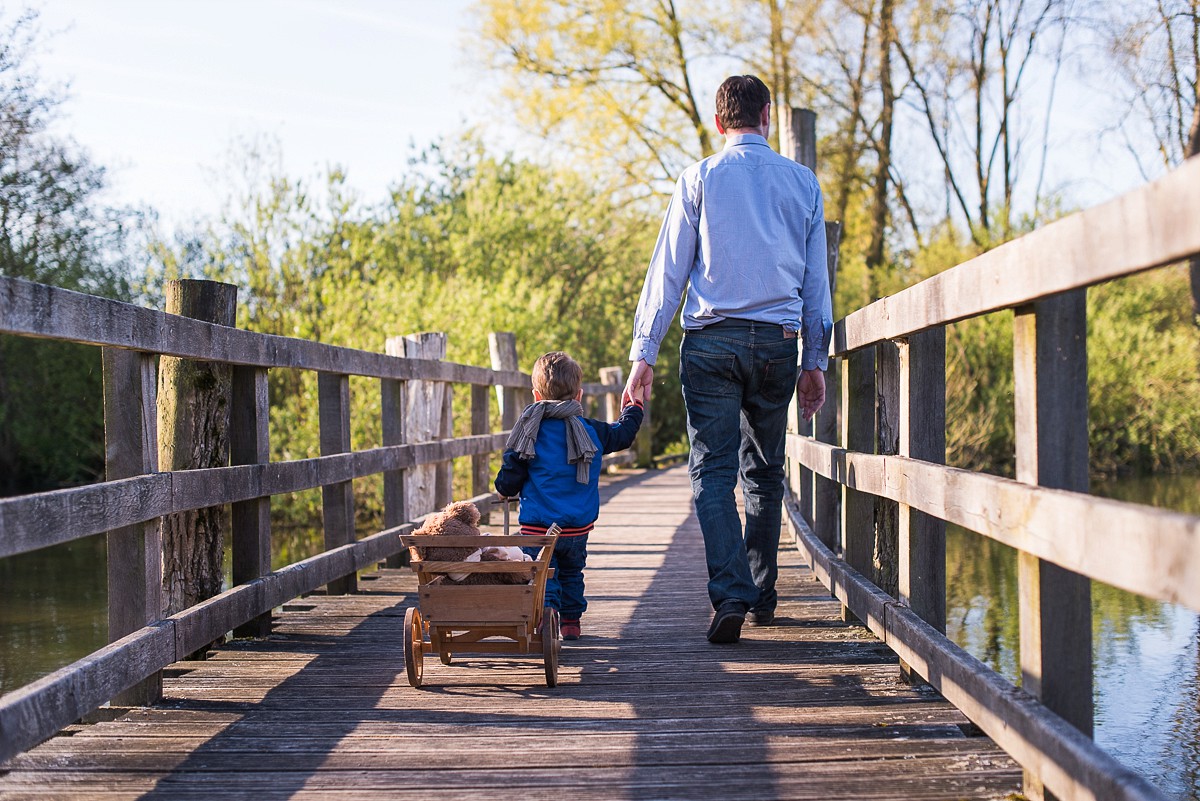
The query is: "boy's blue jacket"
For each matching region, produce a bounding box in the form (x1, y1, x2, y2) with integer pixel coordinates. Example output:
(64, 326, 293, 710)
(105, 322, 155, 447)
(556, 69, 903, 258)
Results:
(494, 403, 643, 529)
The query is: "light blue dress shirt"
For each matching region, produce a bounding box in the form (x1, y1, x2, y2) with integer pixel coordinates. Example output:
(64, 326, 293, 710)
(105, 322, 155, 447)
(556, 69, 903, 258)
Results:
(629, 133, 833, 371)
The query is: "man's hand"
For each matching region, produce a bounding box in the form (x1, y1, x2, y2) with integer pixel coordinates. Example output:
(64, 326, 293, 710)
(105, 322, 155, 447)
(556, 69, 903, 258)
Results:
(623, 359, 653, 406)
(797, 368, 826, 420)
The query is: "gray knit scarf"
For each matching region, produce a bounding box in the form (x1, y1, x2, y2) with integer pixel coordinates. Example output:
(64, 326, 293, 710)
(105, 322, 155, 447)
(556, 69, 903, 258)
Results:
(505, 400, 597, 484)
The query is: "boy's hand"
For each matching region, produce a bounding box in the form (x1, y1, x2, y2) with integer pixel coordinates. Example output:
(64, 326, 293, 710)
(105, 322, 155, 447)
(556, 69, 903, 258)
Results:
(623, 360, 653, 407)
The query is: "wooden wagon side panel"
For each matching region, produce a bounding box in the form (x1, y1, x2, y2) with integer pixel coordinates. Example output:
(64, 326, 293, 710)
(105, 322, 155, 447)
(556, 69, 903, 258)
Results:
(418, 584, 537, 624)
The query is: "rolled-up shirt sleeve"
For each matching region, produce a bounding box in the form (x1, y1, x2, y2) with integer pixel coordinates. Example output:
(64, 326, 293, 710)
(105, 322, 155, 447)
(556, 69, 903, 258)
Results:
(800, 180, 833, 372)
(629, 174, 698, 366)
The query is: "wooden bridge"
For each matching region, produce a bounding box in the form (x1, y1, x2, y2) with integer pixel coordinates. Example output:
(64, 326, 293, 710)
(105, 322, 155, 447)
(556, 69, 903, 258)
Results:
(0, 467, 1025, 800)
(2, 148, 1199, 799)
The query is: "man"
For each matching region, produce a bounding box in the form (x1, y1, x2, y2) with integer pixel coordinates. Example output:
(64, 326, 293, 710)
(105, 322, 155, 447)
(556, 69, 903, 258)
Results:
(622, 74, 833, 644)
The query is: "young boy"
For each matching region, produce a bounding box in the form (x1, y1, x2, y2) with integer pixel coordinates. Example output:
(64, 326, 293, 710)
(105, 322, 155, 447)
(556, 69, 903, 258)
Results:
(494, 351, 645, 640)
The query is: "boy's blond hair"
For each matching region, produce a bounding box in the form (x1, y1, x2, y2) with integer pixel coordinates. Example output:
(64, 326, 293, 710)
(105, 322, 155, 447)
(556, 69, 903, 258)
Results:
(532, 351, 583, 401)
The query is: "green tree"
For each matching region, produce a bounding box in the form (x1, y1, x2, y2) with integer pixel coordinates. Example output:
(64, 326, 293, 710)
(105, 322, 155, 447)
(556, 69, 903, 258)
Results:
(472, 0, 715, 197)
(0, 9, 137, 494)
(153, 137, 661, 529)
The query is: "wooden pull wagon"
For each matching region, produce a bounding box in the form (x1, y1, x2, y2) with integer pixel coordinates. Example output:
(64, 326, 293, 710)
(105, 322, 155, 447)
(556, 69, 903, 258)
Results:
(398, 514, 561, 688)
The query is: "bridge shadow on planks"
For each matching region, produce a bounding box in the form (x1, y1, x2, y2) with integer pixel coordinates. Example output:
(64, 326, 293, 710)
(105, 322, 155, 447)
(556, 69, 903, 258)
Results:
(559, 469, 1018, 801)
(0, 467, 1019, 800)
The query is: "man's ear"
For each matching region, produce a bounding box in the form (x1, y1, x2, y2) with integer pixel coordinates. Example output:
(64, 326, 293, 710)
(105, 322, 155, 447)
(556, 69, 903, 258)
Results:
(760, 103, 771, 130)
(533, 389, 545, 401)
(714, 113, 726, 135)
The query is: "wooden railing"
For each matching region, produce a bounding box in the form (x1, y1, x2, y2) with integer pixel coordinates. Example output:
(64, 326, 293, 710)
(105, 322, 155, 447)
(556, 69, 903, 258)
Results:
(0, 277, 638, 762)
(784, 156, 1200, 801)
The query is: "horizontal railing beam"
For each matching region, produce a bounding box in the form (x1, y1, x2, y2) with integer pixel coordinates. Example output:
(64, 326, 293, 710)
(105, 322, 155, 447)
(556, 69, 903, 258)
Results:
(0, 276, 529, 387)
(786, 502, 1167, 801)
(787, 434, 1200, 610)
(0, 621, 176, 764)
(0, 433, 509, 558)
(0, 490, 498, 764)
(834, 157, 1200, 354)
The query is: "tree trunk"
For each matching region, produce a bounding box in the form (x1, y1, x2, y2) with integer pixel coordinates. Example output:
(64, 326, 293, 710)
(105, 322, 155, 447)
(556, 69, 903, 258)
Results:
(158, 280, 236, 624)
(1189, 73, 1200, 325)
(866, 0, 895, 294)
(766, 0, 793, 153)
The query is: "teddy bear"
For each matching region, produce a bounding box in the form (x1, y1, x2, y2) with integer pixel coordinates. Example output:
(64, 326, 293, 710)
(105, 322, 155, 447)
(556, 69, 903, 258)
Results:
(408, 500, 531, 585)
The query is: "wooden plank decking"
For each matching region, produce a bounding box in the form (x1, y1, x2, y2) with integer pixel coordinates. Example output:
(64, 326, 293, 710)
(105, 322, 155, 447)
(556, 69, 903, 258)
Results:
(0, 466, 1021, 800)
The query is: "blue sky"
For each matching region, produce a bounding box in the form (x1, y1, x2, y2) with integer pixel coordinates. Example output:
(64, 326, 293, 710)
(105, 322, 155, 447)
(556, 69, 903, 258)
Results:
(29, 1, 1152, 234)
(34, 0, 487, 226)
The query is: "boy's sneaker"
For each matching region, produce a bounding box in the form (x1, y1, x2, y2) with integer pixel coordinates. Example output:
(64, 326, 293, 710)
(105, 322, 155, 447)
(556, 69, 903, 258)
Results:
(560, 619, 581, 640)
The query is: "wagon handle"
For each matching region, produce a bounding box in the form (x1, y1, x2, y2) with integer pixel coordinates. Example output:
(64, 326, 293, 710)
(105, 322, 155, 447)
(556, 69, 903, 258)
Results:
(494, 496, 518, 536)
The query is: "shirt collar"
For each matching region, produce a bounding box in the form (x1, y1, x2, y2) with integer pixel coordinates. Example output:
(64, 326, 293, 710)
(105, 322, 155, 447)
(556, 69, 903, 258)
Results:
(723, 133, 771, 150)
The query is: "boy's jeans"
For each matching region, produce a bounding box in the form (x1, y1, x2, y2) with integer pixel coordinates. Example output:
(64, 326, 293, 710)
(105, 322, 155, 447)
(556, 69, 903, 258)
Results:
(679, 319, 798, 615)
(525, 534, 589, 620)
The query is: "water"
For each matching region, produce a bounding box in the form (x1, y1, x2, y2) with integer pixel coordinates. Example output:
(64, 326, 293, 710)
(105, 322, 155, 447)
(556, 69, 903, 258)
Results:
(2, 476, 1198, 798)
(947, 473, 1200, 800)
(0, 525, 327, 693)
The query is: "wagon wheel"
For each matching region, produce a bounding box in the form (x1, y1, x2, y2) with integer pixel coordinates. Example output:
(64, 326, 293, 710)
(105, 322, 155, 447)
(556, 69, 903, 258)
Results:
(440, 652, 453, 666)
(542, 607, 560, 687)
(403, 607, 424, 688)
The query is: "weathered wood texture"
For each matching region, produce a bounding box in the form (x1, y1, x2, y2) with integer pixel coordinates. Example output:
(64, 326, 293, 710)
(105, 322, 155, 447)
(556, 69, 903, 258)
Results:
(813, 223, 842, 550)
(786, 504, 1164, 801)
(0, 434, 510, 559)
(0, 276, 528, 387)
(840, 348, 875, 591)
(319, 372, 356, 596)
(786, 435, 1200, 610)
(897, 330, 946, 636)
(230, 365, 272, 638)
(158, 280, 236, 620)
(400, 333, 452, 519)
(382, 338, 409, 568)
(489, 332, 522, 431)
(1014, 294, 1093, 800)
(0, 486, 504, 765)
(835, 155, 1200, 353)
(874, 341, 900, 598)
(102, 348, 163, 707)
(0, 468, 1021, 801)
(781, 106, 819, 528)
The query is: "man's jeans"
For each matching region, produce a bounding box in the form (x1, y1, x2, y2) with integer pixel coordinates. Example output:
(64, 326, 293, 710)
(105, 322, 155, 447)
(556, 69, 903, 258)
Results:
(524, 534, 589, 620)
(679, 319, 798, 613)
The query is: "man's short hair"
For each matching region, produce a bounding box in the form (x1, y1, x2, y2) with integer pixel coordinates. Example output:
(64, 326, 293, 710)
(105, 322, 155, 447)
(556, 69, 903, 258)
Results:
(532, 351, 583, 401)
(716, 75, 771, 131)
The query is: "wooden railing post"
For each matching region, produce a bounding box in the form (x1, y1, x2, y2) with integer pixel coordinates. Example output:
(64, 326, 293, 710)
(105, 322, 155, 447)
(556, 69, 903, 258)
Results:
(1014, 292, 1093, 801)
(898, 329, 947, 683)
(471, 381, 492, 521)
(102, 349, 163, 705)
(841, 346, 875, 623)
(782, 106, 817, 526)
(158, 279, 236, 624)
(490, 332, 521, 432)
(599, 366, 623, 422)
(782, 105, 840, 546)
(231, 365, 271, 638)
(875, 342, 901, 597)
(382, 337, 408, 567)
(400, 332, 451, 518)
(319, 372, 355, 595)
(633, 399, 652, 468)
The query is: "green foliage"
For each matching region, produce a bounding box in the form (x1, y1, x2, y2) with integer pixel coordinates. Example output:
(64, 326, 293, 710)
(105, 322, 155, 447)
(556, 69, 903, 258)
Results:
(900, 229, 1200, 479)
(0, 9, 138, 494)
(153, 138, 660, 528)
(1089, 266, 1200, 475)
